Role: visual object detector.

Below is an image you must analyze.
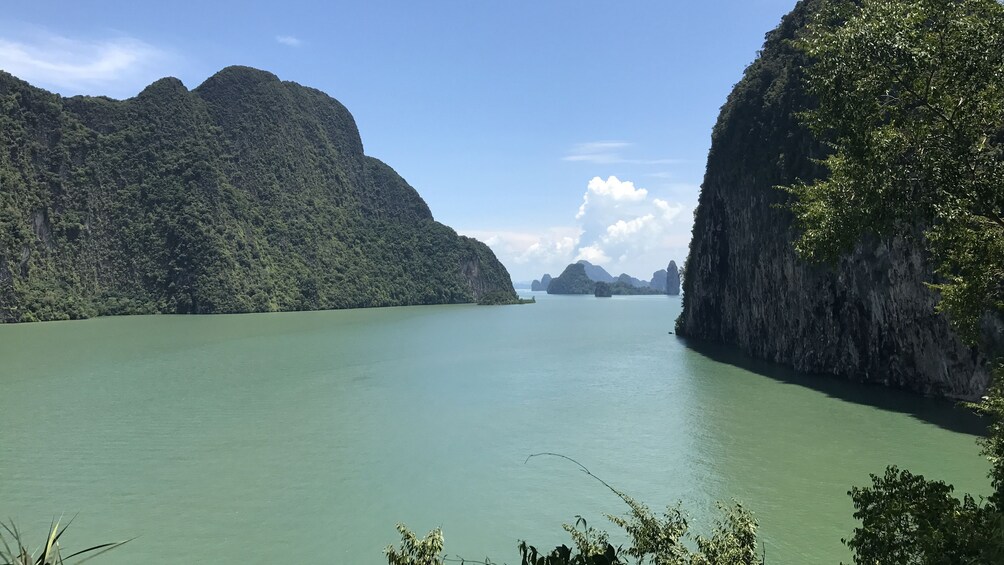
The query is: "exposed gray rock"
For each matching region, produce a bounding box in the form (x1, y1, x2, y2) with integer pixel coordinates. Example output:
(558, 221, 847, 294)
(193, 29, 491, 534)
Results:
(577, 260, 615, 283)
(667, 261, 681, 296)
(650, 269, 668, 292)
(531, 274, 553, 292)
(676, 0, 990, 400)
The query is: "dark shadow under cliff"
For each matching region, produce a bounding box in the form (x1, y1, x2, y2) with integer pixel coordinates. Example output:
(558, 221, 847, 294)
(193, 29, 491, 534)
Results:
(678, 336, 988, 437)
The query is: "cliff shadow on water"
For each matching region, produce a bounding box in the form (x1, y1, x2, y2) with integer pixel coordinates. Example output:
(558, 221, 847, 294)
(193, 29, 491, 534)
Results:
(677, 336, 988, 437)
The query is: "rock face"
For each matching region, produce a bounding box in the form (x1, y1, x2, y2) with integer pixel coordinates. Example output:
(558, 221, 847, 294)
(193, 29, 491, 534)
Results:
(531, 274, 552, 292)
(675, 0, 990, 399)
(547, 263, 596, 295)
(650, 269, 668, 292)
(666, 261, 681, 296)
(0, 66, 518, 321)
(577, 260, 616, 283)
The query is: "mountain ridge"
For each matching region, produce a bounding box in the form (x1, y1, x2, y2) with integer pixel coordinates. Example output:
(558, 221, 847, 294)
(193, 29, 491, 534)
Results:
(0, 66, 518, 322)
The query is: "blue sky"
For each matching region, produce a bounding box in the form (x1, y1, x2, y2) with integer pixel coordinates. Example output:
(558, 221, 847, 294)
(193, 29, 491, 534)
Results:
(1, 1, 797, 282)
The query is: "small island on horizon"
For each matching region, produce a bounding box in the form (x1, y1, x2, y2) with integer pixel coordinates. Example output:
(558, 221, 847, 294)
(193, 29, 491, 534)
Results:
(530, 259, 682, 297)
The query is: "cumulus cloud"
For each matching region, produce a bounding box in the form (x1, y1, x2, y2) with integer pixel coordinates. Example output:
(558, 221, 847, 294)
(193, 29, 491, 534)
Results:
(576, 175, 648, 219)
(275, 35, 302, 47)
(569, 176, 689, 274)
(464, 176, 693, 281)
(606, 214, 655, 241)
(0, 31, 170, 97)
(575, 244, 611, 265)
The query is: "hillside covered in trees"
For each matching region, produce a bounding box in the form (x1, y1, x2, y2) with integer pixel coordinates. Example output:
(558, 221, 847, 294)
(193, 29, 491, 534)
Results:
(0, 66, 518, 322)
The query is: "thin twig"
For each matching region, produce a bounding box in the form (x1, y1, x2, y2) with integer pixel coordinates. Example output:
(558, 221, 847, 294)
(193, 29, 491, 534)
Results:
(524, 453, 631, 506)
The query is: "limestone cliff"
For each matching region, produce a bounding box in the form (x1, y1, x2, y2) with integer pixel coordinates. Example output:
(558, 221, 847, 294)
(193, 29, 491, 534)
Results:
(676, 0, 990, 399)
(0, 66, 518, 321)
(547, 263, 595, 295)
(531, 274, 552, 292)
(650, 269, 668, 292)
(667, 261, 681, 296)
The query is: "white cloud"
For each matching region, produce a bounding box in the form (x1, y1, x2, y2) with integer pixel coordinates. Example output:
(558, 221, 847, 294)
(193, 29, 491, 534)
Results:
(571, 176, 691, 278)
(563, 141, 632, 164)
(606, 214, 655, 241)
(653, 198, 684, 222)
(576, 175, 647, 219)
(563, 141, 683, 165)
(459, 227, 581, 279)
(575, 244, 611, 265)
(518, 236, 578, 265)
(462, 176, 693, 282)
(0, 31, 170, 97)
(276, 35, 302, 47)
(574, 141, 632, 152)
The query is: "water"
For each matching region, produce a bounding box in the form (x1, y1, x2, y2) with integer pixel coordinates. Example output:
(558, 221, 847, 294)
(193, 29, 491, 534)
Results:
(0, 294, 989, 563)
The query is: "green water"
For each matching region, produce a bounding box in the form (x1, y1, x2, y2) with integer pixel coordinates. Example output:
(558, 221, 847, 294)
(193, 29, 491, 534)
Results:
(0, 294, 989, 563)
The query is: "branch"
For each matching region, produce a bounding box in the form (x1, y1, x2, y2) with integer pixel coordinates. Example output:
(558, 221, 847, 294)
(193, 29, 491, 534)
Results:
(524, 453, 632, 507)
(444, 556, 506, 564)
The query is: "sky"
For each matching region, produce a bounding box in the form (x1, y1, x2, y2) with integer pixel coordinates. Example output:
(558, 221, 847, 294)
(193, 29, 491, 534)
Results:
(0, 1, 799, 283)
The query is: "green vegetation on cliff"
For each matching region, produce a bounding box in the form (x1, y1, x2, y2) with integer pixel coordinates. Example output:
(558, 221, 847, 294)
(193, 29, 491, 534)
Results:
(0, 66, 517, 322)
(789, 0, 1004, 561)
(594, 281, 612, 297)
(676, 0, 989, 399)
(546, 263, 596, 295)
(607, 281, 664, 296)
(791, 0, 1004, 348)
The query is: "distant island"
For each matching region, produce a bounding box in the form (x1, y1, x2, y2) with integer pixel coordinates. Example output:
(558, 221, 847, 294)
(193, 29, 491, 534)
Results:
(530, 274, 552, 292)
(667, 261, 681, 296)
(0, 66, 520, 322)
(545, 263, 595, 294)
(532, 259, 682, 296)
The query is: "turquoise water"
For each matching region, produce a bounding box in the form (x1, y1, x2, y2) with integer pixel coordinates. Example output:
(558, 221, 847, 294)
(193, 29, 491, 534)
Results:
(0, 294, 989, 563)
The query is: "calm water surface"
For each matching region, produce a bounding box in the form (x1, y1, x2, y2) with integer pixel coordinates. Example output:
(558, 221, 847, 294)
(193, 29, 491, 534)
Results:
(0, 294, 989, 563)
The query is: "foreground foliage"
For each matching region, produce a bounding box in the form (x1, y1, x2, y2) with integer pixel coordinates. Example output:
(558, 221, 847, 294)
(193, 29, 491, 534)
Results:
(790, 0, 1004, 345)
(387, 503, 760, 565)
(790, 0, 1004, 562)
(0, 519, 128, 565)
(385, 455, 762, 565)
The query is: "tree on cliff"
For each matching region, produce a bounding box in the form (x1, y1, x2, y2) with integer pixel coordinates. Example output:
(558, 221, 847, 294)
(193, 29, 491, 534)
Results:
(791, 0, 1004, 346)
(595, 282, 613, 297)
(547, 263, 596, 295)
(791, 0, 1004, 560)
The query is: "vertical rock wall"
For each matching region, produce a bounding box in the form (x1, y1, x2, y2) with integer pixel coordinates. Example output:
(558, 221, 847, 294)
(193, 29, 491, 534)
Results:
(676, 0, 990, 399)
